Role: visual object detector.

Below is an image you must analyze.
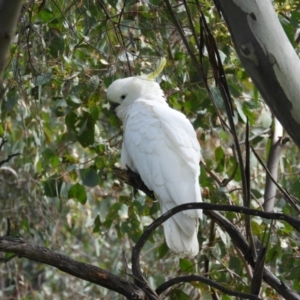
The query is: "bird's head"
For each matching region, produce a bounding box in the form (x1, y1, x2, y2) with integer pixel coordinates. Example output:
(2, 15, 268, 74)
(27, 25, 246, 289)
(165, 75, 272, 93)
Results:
(106, 76, 164, 106)
(106, 58, 167, 108)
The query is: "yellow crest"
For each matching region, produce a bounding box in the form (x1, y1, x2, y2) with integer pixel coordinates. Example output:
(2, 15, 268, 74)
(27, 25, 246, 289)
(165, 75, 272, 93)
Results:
(146, 57, 167, 80)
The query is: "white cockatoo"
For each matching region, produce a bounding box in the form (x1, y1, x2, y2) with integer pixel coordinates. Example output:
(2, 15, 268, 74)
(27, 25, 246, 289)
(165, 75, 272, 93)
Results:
(107, 59, 202, 256)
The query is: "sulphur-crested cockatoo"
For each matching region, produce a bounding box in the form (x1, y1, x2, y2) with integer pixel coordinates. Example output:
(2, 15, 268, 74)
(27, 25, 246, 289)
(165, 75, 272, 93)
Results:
(107, 59, 202, 256)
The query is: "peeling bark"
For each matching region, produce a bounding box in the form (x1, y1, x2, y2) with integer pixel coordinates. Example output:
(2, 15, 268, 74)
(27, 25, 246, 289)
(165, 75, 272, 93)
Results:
(214, 0, 300, 147)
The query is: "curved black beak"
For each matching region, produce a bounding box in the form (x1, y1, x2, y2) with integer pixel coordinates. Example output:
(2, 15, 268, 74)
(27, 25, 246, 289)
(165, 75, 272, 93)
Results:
(109, 102, 120, 113)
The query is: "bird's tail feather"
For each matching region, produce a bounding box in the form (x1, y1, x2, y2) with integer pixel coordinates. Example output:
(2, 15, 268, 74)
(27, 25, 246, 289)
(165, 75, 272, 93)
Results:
(163, 213, 199, 256)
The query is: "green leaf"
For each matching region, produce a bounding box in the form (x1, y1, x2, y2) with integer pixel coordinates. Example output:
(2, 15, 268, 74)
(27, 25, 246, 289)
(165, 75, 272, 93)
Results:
(43, 148, 55, 159)
(42, 148, 60, 168)
(35, 71, 52, 86)
(235, 100, 247, 123)
(211, 87, 225, 110)
(229, 256, 242, 275)
(77, 112, 95, 147)
(158, 242, 169, 258)
(4, 88, 18, 111)
(103, 76, 114, 88)
(174, 52, 185, 60)
(90, 106, 99, 120)
(170, 289, 191, 300)
(93, 215, 101, 233)
(52, 98, 70, 117)
(266, 244, 281, 263)
(149, 201, 160, 215)
(65, 111, 78, 132)
(103, 203, 122, 228)
(38, 8, 54, 23)
(228, 79, 242, 97)
(43, 174, 63, 197)
(222, 295, 233, 300)
(215, 146, 225, 162)
(291, 11, 300, 28)
(68, 183, 87, 204)
(179, 258, 195, 273)
(251, 189, 262, 199)
(251, 219, 263, 235)
(20, 218, 30, 233)
(89, 75, 100, 91)
(80, 168, 99, 187)
(65, 112, 95, 147)
(242, 102, 256, 124)
(107, 0, 118, 9)
(285, 265, 300, 280)
(46, 28, 65, 57)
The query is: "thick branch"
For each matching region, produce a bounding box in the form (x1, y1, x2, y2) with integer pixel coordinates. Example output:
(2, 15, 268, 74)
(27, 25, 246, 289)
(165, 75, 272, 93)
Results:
(117, 167, 300, 299)
(0, 236, 147, 300)
(131, 202, 300, 299)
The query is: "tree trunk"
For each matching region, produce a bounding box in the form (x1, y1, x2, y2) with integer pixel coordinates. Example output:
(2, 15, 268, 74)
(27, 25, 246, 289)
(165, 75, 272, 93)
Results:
(0, 0, 22, 79)
(214, 0, 300, 147)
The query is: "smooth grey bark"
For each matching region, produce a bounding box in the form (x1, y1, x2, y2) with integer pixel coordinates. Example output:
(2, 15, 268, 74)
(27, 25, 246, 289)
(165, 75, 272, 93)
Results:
(0, 0, 22, 79)
(214, 0, 300, 148)
(263, 118, 283, 212)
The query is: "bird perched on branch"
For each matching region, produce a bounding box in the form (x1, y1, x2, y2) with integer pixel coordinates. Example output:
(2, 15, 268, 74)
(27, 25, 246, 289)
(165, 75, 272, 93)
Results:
(107, 59, 202, 256)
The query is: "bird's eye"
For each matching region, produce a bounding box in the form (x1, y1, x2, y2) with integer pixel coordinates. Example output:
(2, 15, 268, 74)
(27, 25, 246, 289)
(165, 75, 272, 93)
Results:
(121, 95, 126, 100)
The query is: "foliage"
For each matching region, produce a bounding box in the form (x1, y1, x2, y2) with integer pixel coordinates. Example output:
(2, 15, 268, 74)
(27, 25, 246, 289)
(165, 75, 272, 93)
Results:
(0, 0, 300, 299)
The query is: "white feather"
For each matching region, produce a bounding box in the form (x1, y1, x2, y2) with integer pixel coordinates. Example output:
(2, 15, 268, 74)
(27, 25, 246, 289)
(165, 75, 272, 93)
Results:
(107, 76, 202, 256)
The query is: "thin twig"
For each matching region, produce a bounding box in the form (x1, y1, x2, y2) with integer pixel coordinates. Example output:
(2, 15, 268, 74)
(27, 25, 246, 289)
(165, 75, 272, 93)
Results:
(239, 128, 271, 144)
(0, 138, 8, 150)
(0, 153, 21, 166)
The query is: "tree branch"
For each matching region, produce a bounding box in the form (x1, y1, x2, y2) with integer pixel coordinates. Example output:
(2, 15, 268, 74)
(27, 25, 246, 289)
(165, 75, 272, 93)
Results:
(0, 236, 148, 300)
(250, 225, 271, 296)
(156, 275, 261, 299)
(114, 167, 300, 299)
(0, 138, 21, 166)
(0, 153, 21, 166)
(130, 202, 300, 299)
(2, 197, 300, 299)
(263, 118, 284, 212)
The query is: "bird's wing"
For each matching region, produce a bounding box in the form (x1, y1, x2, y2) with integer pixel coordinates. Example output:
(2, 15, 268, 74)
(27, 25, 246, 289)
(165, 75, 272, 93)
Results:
(121, 99, 202, 224)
